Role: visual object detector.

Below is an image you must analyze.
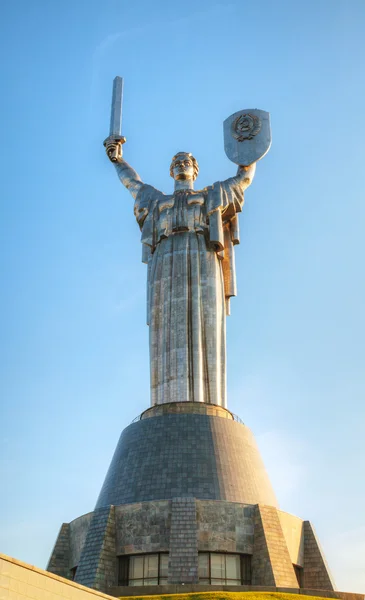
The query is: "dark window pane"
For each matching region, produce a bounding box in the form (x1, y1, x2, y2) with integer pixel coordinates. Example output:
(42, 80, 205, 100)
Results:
(118, 556, 129, 586)
(294, 564, 303, 587)
(241, 554, 252, 585)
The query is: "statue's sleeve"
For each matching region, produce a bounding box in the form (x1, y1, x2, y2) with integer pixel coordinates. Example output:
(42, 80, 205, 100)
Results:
(134, 184, 162, 264)
(206, 177, 245, 314)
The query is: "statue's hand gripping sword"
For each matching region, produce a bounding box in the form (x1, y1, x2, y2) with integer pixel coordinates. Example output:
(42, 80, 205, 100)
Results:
(103, 76, 126, 162)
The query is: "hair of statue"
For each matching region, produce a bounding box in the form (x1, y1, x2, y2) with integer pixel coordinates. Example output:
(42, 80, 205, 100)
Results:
(170, 152, 199, 180)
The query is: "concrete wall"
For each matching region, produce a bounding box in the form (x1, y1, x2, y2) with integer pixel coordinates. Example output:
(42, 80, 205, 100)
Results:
(0, 554, 116, 600)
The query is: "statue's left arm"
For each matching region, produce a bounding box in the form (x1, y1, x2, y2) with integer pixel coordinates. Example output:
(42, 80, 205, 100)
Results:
(206, 162, 256, 226)
(224, 162, 256, 192)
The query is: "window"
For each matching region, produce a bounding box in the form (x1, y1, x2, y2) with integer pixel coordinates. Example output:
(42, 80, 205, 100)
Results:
(198, 553, 251, 585)
(70, 567, 77, 581)
(241, 554, 252, 585)
(118, 553, 168, 586)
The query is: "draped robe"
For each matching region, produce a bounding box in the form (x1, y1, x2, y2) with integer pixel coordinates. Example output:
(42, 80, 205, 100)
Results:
(133, 174, 246, 407)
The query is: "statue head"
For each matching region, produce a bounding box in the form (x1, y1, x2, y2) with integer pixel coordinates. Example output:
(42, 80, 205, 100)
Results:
(170, 152, 199, 181)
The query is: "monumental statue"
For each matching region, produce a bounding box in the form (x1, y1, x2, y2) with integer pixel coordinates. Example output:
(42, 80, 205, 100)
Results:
(46, 78, 336, 595)
(103, 78, 271, 409)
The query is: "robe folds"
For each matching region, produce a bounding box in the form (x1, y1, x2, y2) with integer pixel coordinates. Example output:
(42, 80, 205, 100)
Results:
(134, 174, 245, 407)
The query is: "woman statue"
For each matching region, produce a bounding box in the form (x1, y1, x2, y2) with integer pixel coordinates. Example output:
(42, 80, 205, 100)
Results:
(105, 140, 256, 408)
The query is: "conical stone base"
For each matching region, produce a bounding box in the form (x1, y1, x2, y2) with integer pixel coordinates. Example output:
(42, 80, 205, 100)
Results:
(47, 403, 336, 595)
(96, 403, 278, 508)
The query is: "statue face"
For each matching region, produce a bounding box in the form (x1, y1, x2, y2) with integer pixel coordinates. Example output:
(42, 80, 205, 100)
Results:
(172, 154, 195, 181)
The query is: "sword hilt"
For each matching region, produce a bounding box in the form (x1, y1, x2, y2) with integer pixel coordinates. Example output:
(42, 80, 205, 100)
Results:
(103, 134, 126, 147)
(103, 135, 127, 162)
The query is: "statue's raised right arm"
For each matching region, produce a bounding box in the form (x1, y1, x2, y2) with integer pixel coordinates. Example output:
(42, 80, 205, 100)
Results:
(105, 139, 143, 200)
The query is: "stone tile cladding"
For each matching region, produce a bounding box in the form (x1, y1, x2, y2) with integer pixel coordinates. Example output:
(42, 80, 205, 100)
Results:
(251, 505, 275, 585)
(47, 523, 70, 579)
(47, 501, 336, 592)
(252, 505, 298, 588)
(75, 506, 116, 593)
(115, 501, 170, 555)
(95, 414, 278, 509)
(168, 498, 198, 584)
(70, 513, 94, 569)
(196, 500, 254, 553)
(303, 521, 335, 590)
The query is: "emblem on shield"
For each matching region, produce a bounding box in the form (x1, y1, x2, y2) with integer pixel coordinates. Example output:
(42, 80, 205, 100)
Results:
(224, 109, 271, 166)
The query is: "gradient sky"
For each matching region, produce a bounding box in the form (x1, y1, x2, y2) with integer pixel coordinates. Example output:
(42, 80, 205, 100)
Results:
(1, 0, 365, 593)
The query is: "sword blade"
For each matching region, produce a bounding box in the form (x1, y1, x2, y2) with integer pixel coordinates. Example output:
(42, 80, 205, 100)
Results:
(109, 76, 124, 137)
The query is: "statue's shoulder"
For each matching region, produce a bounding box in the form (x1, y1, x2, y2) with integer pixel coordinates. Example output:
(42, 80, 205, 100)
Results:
(135, 184, 167, 209)
(139, 183, 166, 197)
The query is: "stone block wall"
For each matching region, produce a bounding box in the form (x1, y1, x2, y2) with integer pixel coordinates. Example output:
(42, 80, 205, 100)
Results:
(47, 523, 70, 579)
(70, 513, 94, 569)
(168, 498, 198, 584)
(115, 501, 170, 554)
(251, 505, 298, 588)
(74, 506, 116, 593)
(251, 505, 276, 585)
(278, 509, 304, 566)
(196, 500, 254, 553)
(303, 521, 335, 590)
(47, 500, 335, 593)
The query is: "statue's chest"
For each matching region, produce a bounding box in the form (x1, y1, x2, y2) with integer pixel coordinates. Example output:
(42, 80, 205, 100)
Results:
(158, 192, 206, 233)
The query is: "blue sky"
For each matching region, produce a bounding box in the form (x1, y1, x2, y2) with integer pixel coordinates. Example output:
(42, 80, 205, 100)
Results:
(1, 0, 365, 592)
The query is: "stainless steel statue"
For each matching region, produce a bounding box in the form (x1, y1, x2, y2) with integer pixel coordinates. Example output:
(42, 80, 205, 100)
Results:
(104, 78, 271, 408)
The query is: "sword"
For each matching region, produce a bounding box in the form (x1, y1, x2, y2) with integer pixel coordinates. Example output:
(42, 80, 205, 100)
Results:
(103, 76, 126, 161)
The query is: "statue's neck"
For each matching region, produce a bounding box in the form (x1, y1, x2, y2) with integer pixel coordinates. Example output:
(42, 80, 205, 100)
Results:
(174, 179, 194, 192)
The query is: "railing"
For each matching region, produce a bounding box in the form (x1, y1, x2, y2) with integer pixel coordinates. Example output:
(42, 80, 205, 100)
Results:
(131, 405, 245, 425)
(131, 414, 142, 423)
(231, 412, 245, 425)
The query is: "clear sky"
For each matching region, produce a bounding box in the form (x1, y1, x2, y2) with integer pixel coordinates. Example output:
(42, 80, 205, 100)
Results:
(1, 0, 364, 593)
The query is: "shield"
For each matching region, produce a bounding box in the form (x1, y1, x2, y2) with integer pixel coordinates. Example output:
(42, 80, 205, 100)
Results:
(224, 109, 271, 166)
